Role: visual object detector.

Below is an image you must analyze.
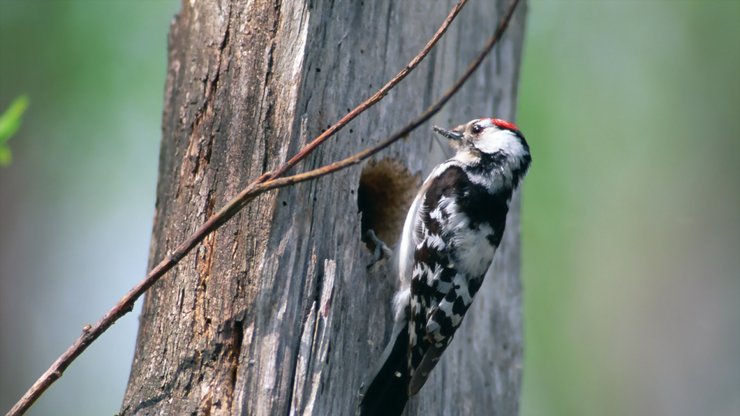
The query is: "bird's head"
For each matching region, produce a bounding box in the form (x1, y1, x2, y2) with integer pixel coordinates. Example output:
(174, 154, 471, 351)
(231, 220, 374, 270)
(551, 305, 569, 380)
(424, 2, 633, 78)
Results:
(433, 118, 530, 168)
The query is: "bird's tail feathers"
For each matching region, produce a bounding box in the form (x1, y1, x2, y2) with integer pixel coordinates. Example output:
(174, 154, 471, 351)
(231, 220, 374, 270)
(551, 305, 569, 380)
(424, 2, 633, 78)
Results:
(357, 321, 410, 416)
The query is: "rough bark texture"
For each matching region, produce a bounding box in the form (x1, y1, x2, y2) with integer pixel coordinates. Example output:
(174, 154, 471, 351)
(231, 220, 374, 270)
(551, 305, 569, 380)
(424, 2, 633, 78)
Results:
(121, 1, 527, 415)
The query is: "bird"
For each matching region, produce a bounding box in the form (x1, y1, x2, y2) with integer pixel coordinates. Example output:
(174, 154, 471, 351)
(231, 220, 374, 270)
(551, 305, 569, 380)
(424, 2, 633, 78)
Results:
(358, 117, 531, 416)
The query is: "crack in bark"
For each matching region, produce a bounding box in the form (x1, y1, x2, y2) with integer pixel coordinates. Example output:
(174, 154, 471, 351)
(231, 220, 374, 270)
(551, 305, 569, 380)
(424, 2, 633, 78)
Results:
(284, 250, 320, 415)
(226, 317, 245, 413)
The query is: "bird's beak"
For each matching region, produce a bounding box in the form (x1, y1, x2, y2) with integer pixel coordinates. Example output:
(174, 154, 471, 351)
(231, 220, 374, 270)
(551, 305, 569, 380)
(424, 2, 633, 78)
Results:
(433, 125, 463, 141)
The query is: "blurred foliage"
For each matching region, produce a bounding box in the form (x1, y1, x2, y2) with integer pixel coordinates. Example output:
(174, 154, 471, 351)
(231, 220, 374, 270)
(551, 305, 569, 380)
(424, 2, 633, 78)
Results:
(519, 1, 740, 416)
(0, 95, 29, 166)
(0, 1, 179, 416)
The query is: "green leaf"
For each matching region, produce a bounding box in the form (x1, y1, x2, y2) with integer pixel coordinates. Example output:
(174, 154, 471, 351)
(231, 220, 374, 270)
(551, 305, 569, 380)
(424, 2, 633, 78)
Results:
(0, 94, 30, 145)
(0, 95, 29, 167)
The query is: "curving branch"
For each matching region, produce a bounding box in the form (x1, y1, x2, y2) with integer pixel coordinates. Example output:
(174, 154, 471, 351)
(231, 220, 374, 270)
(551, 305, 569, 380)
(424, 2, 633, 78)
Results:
(6, 0, 520, 414)
(264, 0, 470, 180)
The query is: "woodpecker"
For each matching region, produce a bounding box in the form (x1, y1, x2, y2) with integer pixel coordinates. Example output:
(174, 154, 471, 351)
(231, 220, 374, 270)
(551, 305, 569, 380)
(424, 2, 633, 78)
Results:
(358, 118, 531, 416)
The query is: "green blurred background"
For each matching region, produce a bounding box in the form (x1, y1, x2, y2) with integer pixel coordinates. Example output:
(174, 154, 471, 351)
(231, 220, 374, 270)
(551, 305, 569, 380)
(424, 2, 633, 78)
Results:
(1, 1, 738, 415)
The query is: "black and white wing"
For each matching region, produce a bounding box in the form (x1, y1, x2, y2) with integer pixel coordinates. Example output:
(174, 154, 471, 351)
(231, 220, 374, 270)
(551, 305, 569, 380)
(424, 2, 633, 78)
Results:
(407, 163, 510, 394)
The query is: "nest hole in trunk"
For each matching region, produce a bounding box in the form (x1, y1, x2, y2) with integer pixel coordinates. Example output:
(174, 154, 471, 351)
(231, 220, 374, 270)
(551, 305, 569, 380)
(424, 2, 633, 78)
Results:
(357, 159, 419, 251)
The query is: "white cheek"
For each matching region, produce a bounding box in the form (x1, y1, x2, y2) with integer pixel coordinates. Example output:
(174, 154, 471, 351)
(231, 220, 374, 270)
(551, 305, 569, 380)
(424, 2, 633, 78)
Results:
(476, 131, 526, 158)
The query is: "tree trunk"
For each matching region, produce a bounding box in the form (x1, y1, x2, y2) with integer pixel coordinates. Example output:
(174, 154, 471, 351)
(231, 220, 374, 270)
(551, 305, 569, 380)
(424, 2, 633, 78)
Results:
(121, 1, 527, 415)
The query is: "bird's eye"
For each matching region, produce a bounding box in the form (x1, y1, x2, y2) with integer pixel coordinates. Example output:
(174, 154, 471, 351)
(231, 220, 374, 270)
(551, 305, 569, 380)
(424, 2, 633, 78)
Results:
(471, 124, 483, 134)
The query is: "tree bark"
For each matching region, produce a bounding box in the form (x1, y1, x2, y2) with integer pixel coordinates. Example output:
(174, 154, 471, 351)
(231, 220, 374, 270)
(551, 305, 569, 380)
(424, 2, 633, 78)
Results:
(121, 1, 527, 415)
